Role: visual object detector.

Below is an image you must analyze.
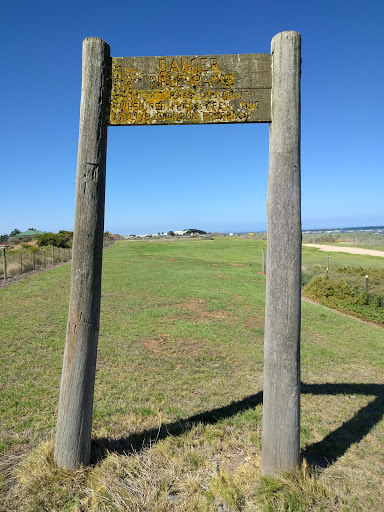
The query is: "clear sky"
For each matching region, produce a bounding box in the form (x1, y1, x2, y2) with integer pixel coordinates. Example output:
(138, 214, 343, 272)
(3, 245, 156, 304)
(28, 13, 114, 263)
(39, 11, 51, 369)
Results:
(1, 0, 383, 235)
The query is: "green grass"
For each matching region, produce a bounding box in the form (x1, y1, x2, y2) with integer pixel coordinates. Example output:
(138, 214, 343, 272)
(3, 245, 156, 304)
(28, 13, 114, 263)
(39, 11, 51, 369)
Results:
(302, 245, 384, 269)
(1, 238, 383, 511)
(301, 244, 384, 323)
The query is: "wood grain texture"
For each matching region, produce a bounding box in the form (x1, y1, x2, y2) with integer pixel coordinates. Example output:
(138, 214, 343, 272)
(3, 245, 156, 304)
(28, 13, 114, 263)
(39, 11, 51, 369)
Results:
(54, 37, 111, 469)
(261, 31, 301, 475)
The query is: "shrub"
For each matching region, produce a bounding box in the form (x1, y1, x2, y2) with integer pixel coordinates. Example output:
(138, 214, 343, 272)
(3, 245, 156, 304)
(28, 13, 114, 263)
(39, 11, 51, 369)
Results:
(36, 231, 73, 248)
(56, 231, 73, 248)
(357, 292, 369, 305)
(36, 232, 55, 247)
(303, 272, 384, 324)
(304, 276, 357, 303)
(301, 264, 324, 287)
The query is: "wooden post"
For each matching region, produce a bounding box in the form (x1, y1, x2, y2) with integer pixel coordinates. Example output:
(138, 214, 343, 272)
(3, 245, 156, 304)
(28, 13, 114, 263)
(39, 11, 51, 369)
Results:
(43, 249, 46, 267)
(33, 251, 36, 270)
(2, 248, 6, 280)
(54, 37, 110, 469)
(261, 31, 301, 475)
(20, 253, 23, 274)
(52, 245, 54, 265)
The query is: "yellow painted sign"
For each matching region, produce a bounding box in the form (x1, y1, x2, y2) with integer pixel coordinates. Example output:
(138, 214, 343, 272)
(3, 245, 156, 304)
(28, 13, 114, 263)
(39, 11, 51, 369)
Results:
(109, 54, 271, 126)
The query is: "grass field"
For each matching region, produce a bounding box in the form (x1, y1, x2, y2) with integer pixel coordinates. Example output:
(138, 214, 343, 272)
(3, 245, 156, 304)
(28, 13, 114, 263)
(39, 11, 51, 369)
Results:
(301, 245, 384, 324)
(1, 238, 383, 511)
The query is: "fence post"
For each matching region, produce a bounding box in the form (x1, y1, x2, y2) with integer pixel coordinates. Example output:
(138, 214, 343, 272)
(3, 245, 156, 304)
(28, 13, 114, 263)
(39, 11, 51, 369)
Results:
(52, 245, 54, 265)
(20, 252, 23, 274)
(55, 37, 110, 470)
(261, 31, 301, 475)
(2, 248, 6, 280)
(44, 249, 46, 267)
(33, 251, 36, 270)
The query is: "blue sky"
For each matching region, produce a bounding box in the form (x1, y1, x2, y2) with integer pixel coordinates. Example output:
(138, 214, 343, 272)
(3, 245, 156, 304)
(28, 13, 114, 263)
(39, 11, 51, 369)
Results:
(1, 0, 383, 235)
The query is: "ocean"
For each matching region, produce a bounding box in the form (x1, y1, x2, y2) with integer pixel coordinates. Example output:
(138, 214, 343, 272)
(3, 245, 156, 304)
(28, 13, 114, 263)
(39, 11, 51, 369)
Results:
(302, 226, 384, 235)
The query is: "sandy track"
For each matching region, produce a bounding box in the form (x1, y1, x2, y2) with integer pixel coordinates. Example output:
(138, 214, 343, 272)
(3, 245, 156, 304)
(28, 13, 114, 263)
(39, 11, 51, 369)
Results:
(303, 244, 384, 257)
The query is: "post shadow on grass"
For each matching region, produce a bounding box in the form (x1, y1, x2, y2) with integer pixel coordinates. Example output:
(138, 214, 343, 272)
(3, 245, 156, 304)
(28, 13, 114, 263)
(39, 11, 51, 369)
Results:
(91, 383, 384, 468)
(301, 383, 384, 468)
(91, 391, 264, 464)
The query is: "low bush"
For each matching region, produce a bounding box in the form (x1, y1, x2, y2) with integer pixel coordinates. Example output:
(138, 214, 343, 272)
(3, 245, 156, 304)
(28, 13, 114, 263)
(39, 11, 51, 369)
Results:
(301, 264, 324, 287)
(36, 231, 73, 248)
(304, 276, 356, 302)
(304, 274, 384, 324)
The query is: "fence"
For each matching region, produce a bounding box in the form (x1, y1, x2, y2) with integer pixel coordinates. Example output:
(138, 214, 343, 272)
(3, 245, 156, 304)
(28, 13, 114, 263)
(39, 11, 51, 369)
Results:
(1, 238, 115, 281)
(0, 246, 72, 280)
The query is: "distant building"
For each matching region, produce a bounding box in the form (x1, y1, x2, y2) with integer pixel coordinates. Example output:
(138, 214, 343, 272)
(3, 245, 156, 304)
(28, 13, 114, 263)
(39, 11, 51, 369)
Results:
(9, 229, 45, 242)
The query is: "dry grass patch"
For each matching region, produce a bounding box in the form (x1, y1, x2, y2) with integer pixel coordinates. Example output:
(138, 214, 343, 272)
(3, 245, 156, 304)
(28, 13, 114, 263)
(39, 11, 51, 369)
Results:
(142, 335, 202, 358)
(3, 419, 264, 512)
(243, 317, 265, 329)
(3, 441, 90, 512)
(256, 461, 339, 512)
(173, 299, 236, 323)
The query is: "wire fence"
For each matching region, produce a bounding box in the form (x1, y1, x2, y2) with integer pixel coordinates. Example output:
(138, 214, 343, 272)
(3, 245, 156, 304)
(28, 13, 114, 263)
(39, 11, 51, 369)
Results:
(0, 246, 71, 280)
(1, 239, 114, 281)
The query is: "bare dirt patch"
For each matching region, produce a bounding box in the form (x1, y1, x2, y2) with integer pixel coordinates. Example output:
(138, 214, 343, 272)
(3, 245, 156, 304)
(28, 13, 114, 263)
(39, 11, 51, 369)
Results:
(142, 337, 165, 353)
(142, 335, 201, 357)
(303, 244, 384, 257)
(173, 299, 235, 323)
(243, 316, 265, 329)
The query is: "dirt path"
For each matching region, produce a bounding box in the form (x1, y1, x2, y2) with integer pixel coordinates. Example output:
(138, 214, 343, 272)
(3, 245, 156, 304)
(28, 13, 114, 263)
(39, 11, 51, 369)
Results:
(303, 244, 384, 257)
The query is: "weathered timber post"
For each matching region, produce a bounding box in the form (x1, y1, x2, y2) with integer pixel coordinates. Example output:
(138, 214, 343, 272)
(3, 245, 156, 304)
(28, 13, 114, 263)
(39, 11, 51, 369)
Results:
(261, 31, 301, 475)
(55, 37, 110, 469)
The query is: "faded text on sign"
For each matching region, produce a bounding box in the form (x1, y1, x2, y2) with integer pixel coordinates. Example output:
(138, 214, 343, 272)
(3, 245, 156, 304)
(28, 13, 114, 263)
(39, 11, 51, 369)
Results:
(109, 53, 271, 126)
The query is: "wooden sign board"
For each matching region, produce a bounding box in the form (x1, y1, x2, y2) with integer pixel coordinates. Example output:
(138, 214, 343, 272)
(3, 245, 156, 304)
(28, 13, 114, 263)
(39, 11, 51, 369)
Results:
(109, 54, 271, 126)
